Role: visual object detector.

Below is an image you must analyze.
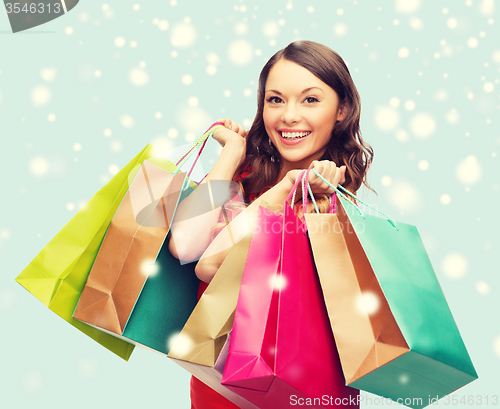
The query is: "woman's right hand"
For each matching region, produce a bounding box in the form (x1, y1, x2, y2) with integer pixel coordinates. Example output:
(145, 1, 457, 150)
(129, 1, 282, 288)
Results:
(212, 118, 247, 148)
(281, 160, 347, 203)
(212, 118, 247, 169)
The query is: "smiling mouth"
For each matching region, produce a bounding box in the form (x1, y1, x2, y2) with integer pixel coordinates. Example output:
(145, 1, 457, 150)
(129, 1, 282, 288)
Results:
(279, 131, 311, 140)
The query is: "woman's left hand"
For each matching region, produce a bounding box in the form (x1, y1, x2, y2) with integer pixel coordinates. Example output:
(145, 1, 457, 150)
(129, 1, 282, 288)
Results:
(306, 160, 346, 195)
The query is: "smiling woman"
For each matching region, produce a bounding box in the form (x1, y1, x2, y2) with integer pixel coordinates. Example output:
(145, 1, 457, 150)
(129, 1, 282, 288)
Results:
(168, 40, 374, 409)
(170, 40, 375, 283)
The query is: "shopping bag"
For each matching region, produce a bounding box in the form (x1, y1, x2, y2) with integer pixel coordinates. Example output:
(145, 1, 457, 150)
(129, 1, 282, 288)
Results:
(15, 144, 159, 360)
(221, 177, 359, 408)
(168, 201, 277, 409)
(72, 160, 192, 350)
(73, 123, 224, 355)
(305, 172, 478, 409)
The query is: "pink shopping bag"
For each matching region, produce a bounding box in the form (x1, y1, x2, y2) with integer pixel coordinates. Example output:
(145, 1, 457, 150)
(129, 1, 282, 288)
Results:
(221, 175, 359, 408)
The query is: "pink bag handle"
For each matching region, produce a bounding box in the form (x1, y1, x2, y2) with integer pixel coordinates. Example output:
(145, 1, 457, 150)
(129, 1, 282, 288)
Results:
(285, 169, 336, 214)
(173, 122, 225, 172)
(329, 193, 337, 214)
(186, 137, 209, 179)
(284, 169, 314, 233)
(171, 122, 226, 190)
(301, 168, 312, 214)
(285, 170, 307, 206)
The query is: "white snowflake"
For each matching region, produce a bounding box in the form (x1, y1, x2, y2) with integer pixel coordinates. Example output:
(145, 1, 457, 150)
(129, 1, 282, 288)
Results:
(263, 21, 279, 37)
(447, 17, 458, 29)
(441, 253, 468, 279)
(456, 156, 482, 184)
(387, 180, 422, 213)
(31, 85, 51, 107)
(445, 108, 460, 124)
(398, 47, 410, 58)
(374, 106, 399, 131)
(395, 0, 421, 14)
(409, 113, 436, 138)
(119, 114, 135, 129)
(439, 194, 451, 205)
(171, 22, 197, 47)
(29, 157, 50, 177)
(128, 68, 149, 87)
(114, 36, 126, 47)
(228, 40, 254, 66)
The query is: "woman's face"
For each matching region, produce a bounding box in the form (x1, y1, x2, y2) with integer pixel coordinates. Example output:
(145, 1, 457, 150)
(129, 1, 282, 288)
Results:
(263, 58, 345, 172)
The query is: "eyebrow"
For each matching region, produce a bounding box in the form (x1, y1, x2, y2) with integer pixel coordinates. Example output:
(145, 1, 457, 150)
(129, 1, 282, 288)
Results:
(265, 87, 324, 95)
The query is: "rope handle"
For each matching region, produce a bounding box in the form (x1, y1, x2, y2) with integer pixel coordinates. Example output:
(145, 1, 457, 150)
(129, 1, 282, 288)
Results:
(283, 170, 319, 233)
(173, 122, 226, 174)
(329, 193, 337, 214)
(287, 170, 307, 206)
(173, 122, 226, 195)
(302, 168, 320, 213)
(305, 184, 335, 215)
(311, 168, 398, 230)
(186, 137, 209, 179)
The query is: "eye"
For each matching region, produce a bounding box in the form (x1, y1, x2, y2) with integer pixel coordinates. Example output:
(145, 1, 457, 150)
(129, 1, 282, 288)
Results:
(266, 96, 283, 104)
(304, 96, 319, 104)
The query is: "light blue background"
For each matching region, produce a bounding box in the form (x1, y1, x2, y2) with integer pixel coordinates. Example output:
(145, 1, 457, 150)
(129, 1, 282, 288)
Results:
(1, 0, 498, 408)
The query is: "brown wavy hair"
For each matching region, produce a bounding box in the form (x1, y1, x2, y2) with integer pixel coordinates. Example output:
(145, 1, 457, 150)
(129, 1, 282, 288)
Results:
(235, 40, 374, 205)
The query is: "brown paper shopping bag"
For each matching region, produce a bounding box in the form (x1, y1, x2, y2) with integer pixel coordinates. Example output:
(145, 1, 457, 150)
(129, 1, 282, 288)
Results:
(305, 208, 408, 384)
(73, 160, 186, 334)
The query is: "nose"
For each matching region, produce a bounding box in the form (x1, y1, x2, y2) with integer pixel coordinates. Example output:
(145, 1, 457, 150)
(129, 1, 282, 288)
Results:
(281, 103, 301, 124)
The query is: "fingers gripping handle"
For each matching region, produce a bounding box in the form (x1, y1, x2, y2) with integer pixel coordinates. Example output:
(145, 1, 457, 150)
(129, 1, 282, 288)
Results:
(311, 168, 398, 230)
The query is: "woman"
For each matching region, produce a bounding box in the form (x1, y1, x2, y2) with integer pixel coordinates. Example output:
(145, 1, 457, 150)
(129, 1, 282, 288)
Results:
(169, 40, 373, 408)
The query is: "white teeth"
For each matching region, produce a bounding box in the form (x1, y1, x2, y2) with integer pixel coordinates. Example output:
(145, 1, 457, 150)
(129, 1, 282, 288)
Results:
(281, 131, 311, 139)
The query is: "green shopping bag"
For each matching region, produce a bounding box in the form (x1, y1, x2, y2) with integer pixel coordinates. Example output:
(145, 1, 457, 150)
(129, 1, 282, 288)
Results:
(306, 171, 477, 408)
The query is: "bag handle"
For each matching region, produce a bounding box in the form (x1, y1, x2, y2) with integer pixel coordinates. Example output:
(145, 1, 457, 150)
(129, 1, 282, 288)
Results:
(311, 168, 398, 230)
(284, 169, 319, 233)
(286, 170, 307, 206)
(284, 167, 398, 232)
(185, 137, 209, 179)
(285, 169, 356, 222)
(172, 122, 226, 175)
(328, 192, 337, 214)
(283, 170, 307, 233)
(137, 123, 223, 222)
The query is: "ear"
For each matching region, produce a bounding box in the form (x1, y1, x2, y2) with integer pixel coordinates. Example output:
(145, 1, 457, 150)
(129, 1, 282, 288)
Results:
(336, 104, 347, 123)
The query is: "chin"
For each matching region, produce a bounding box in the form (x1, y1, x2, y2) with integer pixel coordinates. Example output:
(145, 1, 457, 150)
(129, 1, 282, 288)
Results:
(279, 153, 316, 168)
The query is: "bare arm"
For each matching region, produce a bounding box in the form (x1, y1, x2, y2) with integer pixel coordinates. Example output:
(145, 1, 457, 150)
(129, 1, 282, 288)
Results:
(195, 176, 293, 282)
(168, 120, 247, 262)
(194, 161, 347, 283)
